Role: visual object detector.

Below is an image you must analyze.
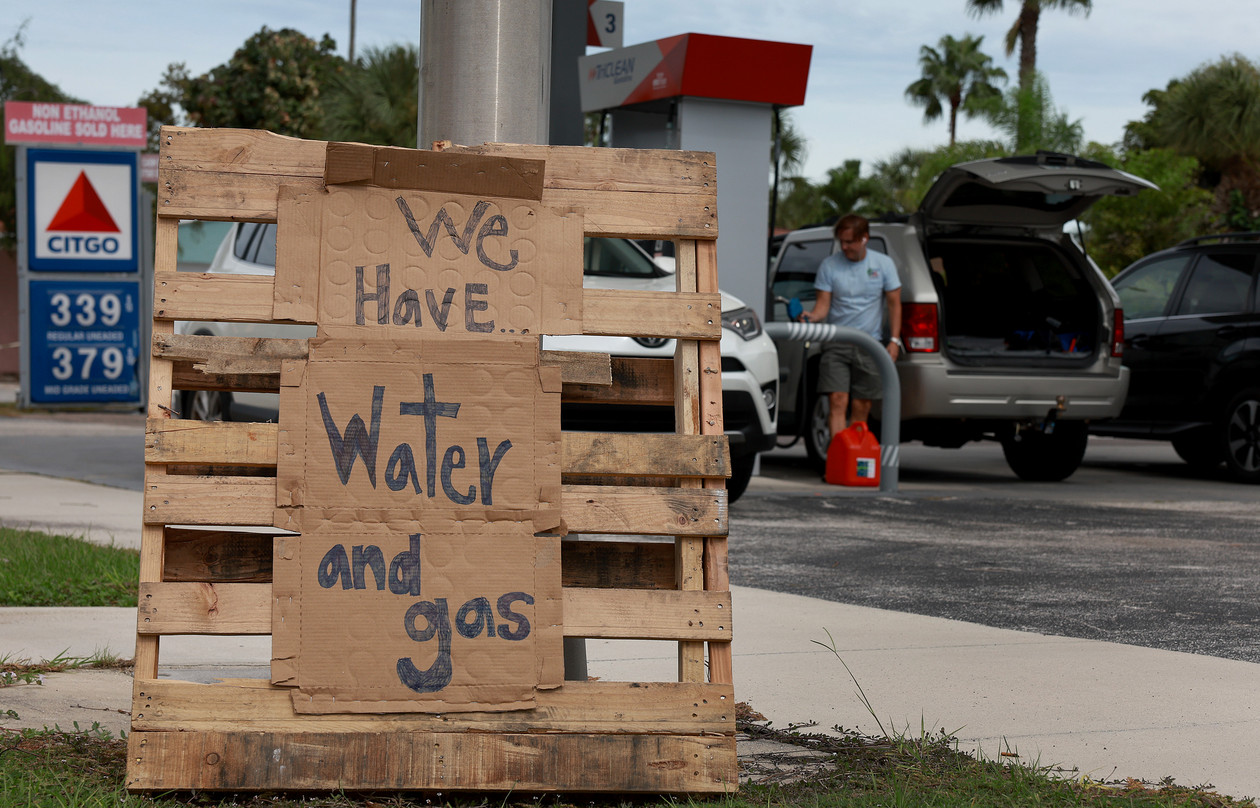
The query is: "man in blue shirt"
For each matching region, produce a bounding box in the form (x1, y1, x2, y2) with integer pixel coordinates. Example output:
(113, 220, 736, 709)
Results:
(800, 214, 902, 442)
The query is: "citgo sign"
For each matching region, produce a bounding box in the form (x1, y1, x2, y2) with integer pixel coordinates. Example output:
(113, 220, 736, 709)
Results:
(26, 149, 138, 272)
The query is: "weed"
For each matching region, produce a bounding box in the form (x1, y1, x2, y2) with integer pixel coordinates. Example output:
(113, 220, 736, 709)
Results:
(0, 648, 132, 688)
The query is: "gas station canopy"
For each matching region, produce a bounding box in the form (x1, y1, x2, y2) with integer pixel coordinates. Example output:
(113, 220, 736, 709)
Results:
(578, 33, 812, 112)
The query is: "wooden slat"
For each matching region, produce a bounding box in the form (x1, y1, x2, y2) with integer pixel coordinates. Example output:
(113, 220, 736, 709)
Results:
(137, 221, 181, 684)
(563, 484, 727, 535)
(672, 239, 708, 684)
(540, 350, 612, 386)
(562, 357, 673, 405)
(137, 583, 729, 641)
(159, 532, 673, 589)
(153, 333, 308, 371)
(169, 366, 280, 394)
(146, 420, 277, 467)
(138, 582, 270, 634)
(163, 528, 277, 583)
(144, 476, 726, 535)
(158, 129, 719, 238)
(160, 126, 328, 177)
(127, 730, 736, 792)
(563, 589, 732, 641)
(562, 540, 675, 589)
(131, 679, 732, 733)
(582, 290, 720, 340)
(145, 422, 727, 479)
(160, 170, 325, 222)
(143, 476, 275, 526)
(563, 433, 728, 477)
(696, 238, 734, 686)
(158, 333, 611, 394)
(153, 274, 276, 322)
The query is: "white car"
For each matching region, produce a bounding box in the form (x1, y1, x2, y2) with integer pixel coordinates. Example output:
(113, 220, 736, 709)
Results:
(177, 225, 778, 500)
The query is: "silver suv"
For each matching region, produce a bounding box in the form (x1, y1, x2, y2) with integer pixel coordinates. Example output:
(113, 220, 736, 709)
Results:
(768, 153, 1154, 481)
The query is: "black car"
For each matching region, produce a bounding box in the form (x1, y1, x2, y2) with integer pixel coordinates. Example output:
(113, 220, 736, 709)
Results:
(1094, 233, 1260, 481)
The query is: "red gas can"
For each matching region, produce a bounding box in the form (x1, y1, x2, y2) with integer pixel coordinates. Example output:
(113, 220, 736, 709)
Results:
(825, 422, 881, 487)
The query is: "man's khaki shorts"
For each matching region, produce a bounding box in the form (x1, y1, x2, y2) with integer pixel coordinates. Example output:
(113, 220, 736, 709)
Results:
(818, 342, 883, 400)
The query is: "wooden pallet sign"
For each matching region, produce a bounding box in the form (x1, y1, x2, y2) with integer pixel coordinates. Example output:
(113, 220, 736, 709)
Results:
(127, 127, 735, 794)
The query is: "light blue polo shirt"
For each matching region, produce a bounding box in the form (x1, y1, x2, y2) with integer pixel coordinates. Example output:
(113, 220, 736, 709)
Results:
(814, 250, 901, 340)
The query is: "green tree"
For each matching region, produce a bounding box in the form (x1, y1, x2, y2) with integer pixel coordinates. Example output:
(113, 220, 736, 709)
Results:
(136, 63, 190, 152)
(1, 22, 84, 252)
(322, 43, 419, 147)
(905, 34, 1007, 146)
(773, 176, 827, 231)
(982, 72, 1082, 153)
(965, 0, 1092, 94)
(817, 160, 883, 220)
(1079, 146, 1214, 276)
(1151, 54, 1260, 221)
(771, 112, 814, 230)
(158, 27, 344, 139)
(870, 140, 1009, 214)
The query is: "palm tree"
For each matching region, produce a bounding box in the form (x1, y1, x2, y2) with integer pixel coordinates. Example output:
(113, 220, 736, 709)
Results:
(905, 34, 1007, 146)
(1157, 54, 1260, 218)
(983, 72, 1083, 153)
(965, 0, 1092, 93)
(322, 43, 420, 147)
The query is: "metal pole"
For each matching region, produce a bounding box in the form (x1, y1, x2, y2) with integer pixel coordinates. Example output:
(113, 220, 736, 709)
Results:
(418, 0, 553, 148)
(417, 0, 587, 681)
(763, 322, 900, 493)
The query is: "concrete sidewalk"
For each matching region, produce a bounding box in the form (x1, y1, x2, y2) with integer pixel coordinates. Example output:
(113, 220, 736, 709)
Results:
(0, 467, 1258, 798)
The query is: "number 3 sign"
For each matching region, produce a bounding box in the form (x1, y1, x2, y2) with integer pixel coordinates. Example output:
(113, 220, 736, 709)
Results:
(587, 0, 623, 49)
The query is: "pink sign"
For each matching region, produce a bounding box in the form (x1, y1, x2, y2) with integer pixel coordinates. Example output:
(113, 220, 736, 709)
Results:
(5, 101, 147, 148)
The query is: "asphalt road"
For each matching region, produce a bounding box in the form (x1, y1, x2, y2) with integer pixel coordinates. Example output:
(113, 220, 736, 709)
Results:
(744, 439, 1260, 663)
(3, 405, 1257, 663)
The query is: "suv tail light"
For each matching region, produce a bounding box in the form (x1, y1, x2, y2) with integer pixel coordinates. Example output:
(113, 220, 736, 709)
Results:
(1111, 308, 1125, 357)
(902, 302, 940, 352)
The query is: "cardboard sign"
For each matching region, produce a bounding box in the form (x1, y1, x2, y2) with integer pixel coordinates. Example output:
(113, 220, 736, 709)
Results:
(272, 520, 563, 713)
(276, 335, 562, 522)
(277, 185, 584, 336)
(265, 142, 580, 713)
(272, 334, 565, 710)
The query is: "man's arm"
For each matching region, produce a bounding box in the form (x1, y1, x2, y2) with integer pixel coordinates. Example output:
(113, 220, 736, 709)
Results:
(802, 290, 831, 323)
(885, 288, 903, 359)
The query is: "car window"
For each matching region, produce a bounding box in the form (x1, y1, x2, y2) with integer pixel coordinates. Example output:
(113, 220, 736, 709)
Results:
(584, 237, 667, 278)
(1175, 251, 1256, 316)
(230, 222, 279, 268)
(1114, 255, 1189, 320)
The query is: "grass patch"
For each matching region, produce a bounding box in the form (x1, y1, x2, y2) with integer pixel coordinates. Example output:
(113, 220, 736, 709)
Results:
(0, 526, 139, 606)
(0, 721, 1251, 808)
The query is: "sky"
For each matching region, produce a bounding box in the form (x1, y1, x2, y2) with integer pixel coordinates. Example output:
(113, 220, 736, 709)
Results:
(10, 1, 1260, 183)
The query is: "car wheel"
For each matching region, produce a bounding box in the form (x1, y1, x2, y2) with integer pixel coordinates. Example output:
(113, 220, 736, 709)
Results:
(1000, 421, 1089, 482)
(1171, 428, 1223, 470)
(1219, 388, 1260, 483)
(727, 454, 755, 503)
(803, 392, 831, 474)
(183, 389, 230, 422)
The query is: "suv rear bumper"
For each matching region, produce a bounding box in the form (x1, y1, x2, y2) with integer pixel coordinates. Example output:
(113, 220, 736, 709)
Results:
(897, 363, 1130, 421)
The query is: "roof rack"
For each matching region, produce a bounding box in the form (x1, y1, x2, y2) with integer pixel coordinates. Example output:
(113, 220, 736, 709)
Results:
(1176, 232, 1260, 247)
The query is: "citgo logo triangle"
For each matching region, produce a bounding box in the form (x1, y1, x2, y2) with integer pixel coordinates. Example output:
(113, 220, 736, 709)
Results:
(47, 171, 120, 233)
